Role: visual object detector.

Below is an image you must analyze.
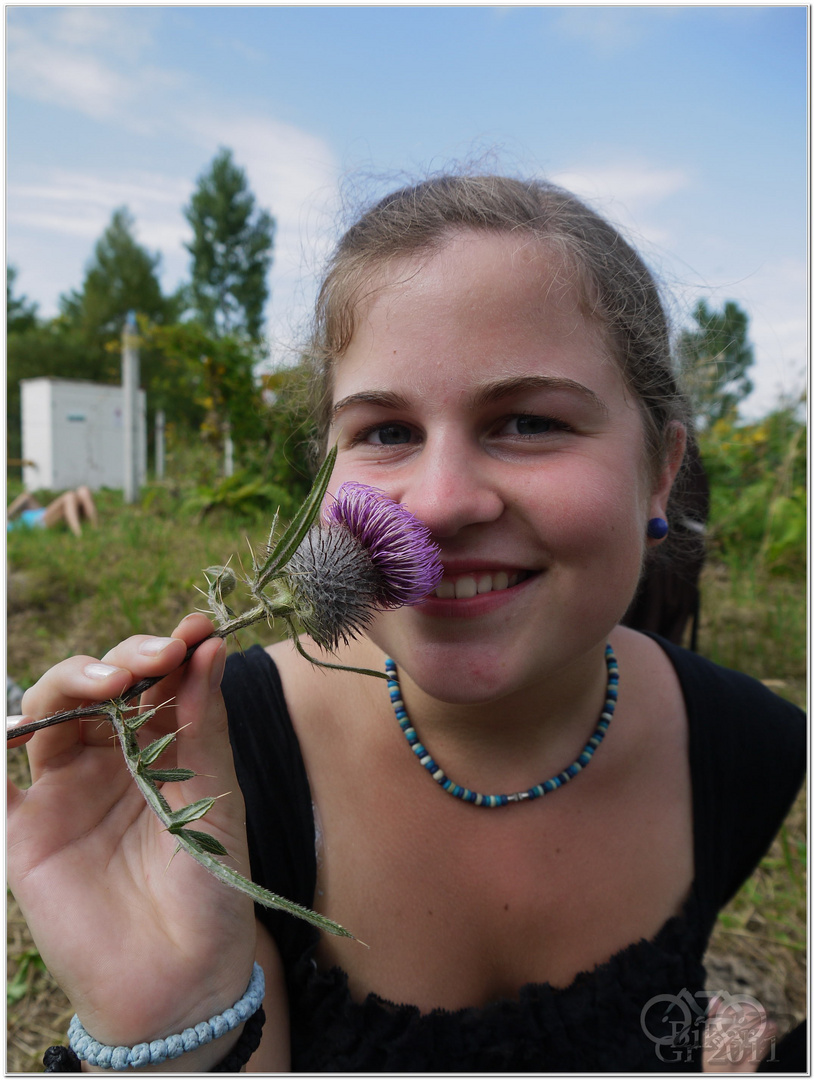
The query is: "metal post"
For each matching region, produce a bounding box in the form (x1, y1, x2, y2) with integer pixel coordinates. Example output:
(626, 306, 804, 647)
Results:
(122, 310, 140, 503)
(155, 409, 165, 480)
(223, 418, 234, 478)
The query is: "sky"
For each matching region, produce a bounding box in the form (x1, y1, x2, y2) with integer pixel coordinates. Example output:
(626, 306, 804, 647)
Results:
(6, 4, 808, 419)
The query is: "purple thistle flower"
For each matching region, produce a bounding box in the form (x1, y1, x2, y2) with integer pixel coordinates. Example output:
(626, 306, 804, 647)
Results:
(283, 483, 442, 652)
(325, 483, 443, 606)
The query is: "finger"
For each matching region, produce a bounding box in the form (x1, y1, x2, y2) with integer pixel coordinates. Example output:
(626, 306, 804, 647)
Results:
(161, 639, 246, 851)
(6, 715, 34, 749)
(171, 637, 230, 776)
(22, 656, 133, 719)
(21, 658, 133, 768)
(128, 615, 218, 719)
(170, 612, 217, 647)
(99, 634, 189, 678)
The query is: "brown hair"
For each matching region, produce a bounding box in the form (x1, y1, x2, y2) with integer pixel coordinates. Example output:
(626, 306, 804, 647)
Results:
(307, 174, 691, 480)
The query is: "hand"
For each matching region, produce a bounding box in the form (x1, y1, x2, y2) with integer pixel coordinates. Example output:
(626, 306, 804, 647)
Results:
(7, 614, 257, 1053)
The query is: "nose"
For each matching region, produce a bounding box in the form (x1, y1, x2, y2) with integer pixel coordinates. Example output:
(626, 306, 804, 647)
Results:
(394, 433, 505, 539)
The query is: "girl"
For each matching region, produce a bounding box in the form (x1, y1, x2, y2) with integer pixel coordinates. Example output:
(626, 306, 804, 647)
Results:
(9, 176, 804, 1072)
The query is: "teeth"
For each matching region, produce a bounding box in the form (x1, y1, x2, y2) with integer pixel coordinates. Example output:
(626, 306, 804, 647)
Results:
(434, 571, 529, 599)
(454, 576, 478, 599)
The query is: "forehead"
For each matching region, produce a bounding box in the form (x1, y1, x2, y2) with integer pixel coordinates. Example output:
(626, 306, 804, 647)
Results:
(334, 231, 622, 402)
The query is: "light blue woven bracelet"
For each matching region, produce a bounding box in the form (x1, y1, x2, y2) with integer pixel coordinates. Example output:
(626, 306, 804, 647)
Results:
(67, 962, 265, 1070)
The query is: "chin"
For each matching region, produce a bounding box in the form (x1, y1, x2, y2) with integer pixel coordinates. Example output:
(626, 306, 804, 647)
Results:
(376, 636, 541, 706)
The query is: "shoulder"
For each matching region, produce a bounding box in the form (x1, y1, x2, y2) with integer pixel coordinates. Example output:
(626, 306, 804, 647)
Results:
(643, 633, 806, 910)
(645, 633, 805, 758)
(222, 643, 285, 726)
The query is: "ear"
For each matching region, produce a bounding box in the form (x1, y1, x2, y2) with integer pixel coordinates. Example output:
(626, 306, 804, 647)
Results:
(648, 422, 687, 526)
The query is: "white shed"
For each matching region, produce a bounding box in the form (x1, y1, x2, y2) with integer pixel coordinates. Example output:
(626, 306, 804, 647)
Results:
(21, 378, 147, 493)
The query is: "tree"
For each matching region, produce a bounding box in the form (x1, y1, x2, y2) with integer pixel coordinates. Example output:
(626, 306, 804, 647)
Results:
(60, 207, 172, 345)
(141, 319, 267, 447)
(184, 149, 275, 341)
(7, 266, 39, 333)
(678, 300, 755, 425)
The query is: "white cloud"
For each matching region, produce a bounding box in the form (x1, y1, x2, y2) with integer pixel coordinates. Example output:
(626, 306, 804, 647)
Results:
(7, 9, 343, 351)
(8, 30, 134, 121)
(8, 8, 189, 130)
(548, 162, 693, 265)
(553, 8, 647, 56)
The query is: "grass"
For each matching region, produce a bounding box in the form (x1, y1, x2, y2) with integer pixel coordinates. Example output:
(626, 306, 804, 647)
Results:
(691, 562, 807, 1040)
(5, 484, 807, 1070)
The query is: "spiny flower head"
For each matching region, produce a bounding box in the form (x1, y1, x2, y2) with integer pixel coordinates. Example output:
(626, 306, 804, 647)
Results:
(324, 483, 443, 607)
(283, 483, 442, 651)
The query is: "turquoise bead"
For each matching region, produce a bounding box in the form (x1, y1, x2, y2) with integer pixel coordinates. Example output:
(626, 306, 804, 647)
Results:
(385, 643, 618, 807)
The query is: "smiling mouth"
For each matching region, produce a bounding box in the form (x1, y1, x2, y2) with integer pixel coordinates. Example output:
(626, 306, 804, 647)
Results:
(433, 570, 534, 600)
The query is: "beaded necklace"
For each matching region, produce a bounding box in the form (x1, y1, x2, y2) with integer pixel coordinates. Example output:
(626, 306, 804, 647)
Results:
(384, 643, 618, 807)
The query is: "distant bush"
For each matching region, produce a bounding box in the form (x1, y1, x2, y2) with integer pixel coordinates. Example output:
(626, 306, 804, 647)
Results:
(698, 406, 805, 576)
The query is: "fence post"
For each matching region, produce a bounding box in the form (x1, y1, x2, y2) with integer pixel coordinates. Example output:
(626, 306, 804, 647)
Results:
(155, 409, 165, 480)
(224, 418, 234, 478)
(122, 311, 140, 504)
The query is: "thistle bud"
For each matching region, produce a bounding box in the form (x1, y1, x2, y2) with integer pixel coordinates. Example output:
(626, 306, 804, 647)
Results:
(283, 483, 443, 652)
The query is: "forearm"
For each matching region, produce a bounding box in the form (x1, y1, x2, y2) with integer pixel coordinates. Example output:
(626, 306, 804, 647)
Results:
(64, 924, 289, 1074)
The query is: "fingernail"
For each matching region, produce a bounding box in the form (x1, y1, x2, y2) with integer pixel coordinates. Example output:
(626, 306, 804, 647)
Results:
(210, 640, 227, 693)
(84, 663, 121, 680)
(139, 637, 175, 657)
(6, 715, 27, 731)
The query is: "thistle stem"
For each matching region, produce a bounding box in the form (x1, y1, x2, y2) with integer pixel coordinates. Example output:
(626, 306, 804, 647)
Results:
(6, 603, 283, 742)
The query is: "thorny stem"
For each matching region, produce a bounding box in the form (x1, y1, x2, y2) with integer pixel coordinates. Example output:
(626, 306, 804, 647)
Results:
(6, 605, 276, 742)
(105, 701, 354, 939)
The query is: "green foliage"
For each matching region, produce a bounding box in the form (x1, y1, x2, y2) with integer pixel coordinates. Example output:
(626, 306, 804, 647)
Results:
(679, 300, 755, 425)
(182, 471, 300, 523)
(141, 318, 267, 448)
(183, 148, 275, 341)
(698, 406, 806, 575)
(7, 946, 45, 1006)
(59, 207, 172, 343)
(7, 266, 38, 333)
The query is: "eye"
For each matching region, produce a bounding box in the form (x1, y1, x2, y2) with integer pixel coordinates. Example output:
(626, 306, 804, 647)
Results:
(363, 423, 414, 446)
(501, 415, 563, 436)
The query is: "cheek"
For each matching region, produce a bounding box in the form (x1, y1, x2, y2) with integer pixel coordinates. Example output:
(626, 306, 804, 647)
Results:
(532, 453, 648, 555)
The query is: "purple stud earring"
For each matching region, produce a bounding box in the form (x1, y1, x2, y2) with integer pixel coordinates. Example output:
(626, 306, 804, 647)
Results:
(647, 517, 669, 540)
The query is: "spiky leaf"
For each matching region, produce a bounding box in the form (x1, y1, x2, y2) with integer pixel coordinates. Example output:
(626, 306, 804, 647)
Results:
(167, 797, 218, 829)
(139, 732, 177, 766)
(144, 767, 196, 783)
(256, 446, 336, 585)
(177, 828, 230, 856)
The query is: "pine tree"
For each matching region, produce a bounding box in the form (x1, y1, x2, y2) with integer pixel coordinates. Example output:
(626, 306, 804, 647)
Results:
(678, 300, 755, 425)
(184, 149, 275, 341)
(59, 207, 170, 343)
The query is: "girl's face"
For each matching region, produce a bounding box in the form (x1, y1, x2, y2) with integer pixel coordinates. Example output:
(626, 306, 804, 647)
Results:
(328, 231, 679, 704)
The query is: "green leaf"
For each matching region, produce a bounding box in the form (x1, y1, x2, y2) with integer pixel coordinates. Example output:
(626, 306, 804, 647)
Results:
(256, 446, 336, 584)
(7, 948, 45, 1006)
(144, 767, 196, 783)
(139, 732, 177, 765)
(167, 797, 217, 829)
(123, 705, 161, 732)
(177, 828, 230, 856)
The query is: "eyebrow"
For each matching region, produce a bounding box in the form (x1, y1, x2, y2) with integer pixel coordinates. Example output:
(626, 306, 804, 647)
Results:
(471, 375, 609, 416)
(331, 390, 410, 420)
(331, 375, 608, 422)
